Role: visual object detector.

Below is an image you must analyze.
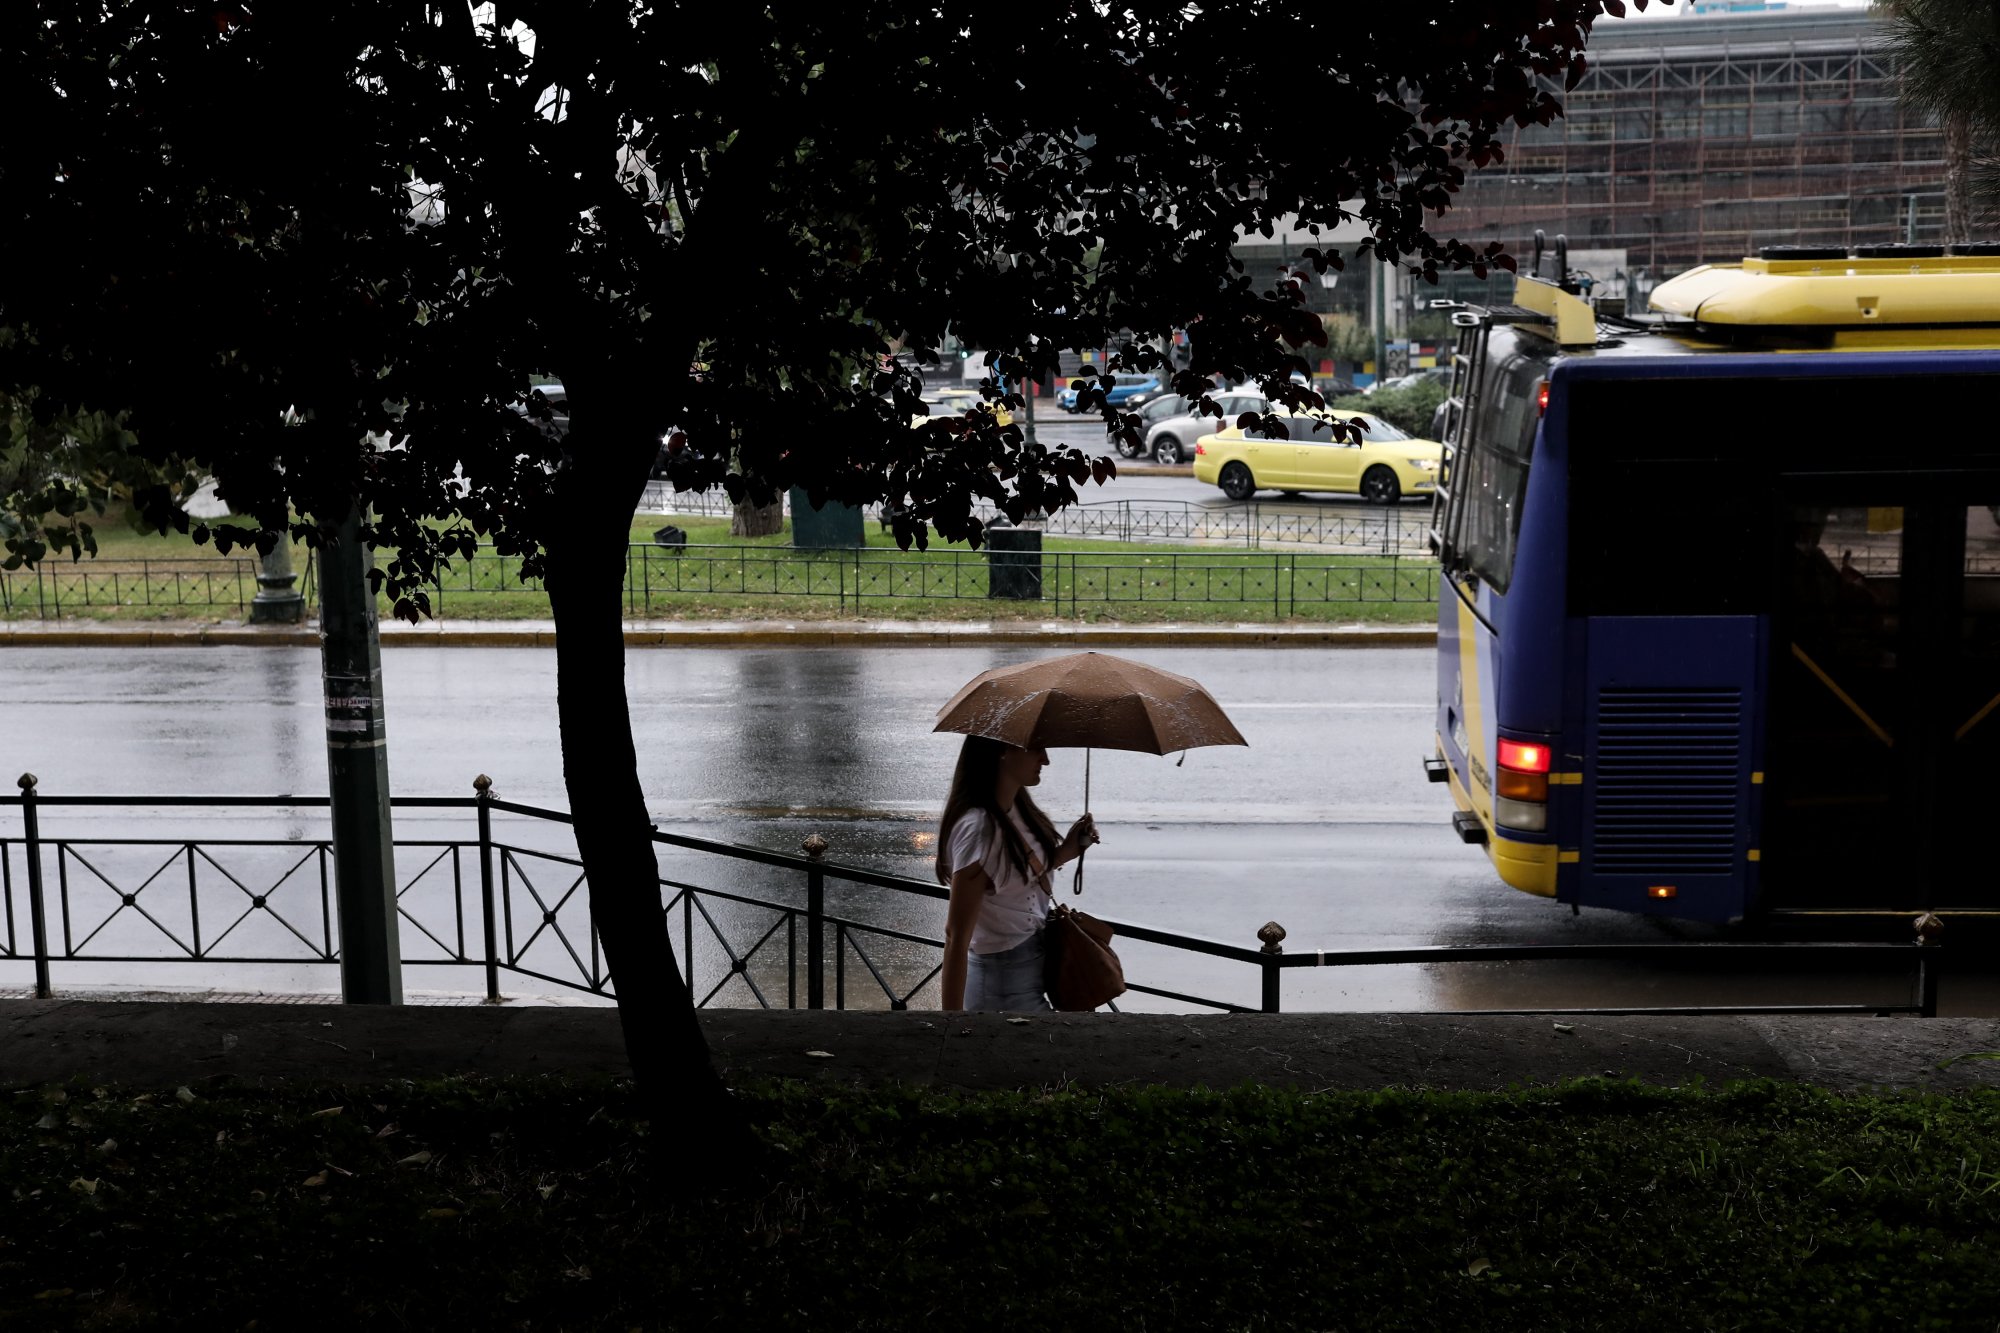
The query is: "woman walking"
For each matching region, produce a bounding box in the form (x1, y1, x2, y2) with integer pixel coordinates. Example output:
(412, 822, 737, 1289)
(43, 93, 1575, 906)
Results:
(936, 736, 1099, 1012)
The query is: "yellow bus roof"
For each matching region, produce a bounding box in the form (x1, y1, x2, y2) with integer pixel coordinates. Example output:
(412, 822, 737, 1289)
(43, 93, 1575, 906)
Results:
(1649, 255, 2000, 327)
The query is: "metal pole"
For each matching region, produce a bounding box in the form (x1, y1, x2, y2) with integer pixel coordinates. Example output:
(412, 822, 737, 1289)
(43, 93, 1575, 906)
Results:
(476, 774, 500, 1003)
(1915, 912, 1943, 1017)
(19, 774, 51, 999)
(804, 834, 827, 1009)
(319, 503, 403, 1004)
(1258, 920, 1286, 1014)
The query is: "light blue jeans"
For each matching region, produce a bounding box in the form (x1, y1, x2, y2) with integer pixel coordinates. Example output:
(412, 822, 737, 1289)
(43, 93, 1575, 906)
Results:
(965, 932, 1052, 1012)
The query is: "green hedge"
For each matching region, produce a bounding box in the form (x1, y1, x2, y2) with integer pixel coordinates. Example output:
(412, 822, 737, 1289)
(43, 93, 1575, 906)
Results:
(1363, 377, 1448, 438)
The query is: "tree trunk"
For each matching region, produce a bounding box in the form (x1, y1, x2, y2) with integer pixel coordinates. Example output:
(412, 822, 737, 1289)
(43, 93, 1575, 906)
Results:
(1946, 108, 1973, 247)
(732, 497, 784, 537)
(542, 392, 743, 1143)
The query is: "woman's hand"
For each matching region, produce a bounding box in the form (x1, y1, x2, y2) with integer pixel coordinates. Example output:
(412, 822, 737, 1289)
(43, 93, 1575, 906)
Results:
(1059, 813, 1100, 865)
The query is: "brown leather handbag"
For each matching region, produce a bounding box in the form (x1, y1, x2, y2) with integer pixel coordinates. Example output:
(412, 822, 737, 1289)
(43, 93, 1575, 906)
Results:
(1043, 903, 1126, 1011)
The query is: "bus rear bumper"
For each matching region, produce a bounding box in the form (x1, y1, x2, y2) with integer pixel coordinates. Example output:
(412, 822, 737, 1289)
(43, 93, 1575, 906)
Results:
(1442, 757, 1557, 897)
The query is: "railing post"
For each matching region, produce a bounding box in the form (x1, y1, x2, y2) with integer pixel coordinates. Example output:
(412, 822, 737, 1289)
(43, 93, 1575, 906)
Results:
(1258, 920, 1286, 1014)
(19, 774, 51, 999)
(1915, 912, 1943, 1018)
(475, 775, 501, 1002)
(803, 834, 828, 1009)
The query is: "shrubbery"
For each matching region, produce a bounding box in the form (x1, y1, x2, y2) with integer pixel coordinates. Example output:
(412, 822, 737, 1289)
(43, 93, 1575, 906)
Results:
(8, 1075, 2000, 1330)
(1360, 377, 1448, 438)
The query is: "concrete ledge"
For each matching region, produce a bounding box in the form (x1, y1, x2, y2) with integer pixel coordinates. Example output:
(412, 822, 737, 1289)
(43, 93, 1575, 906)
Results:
(6, 1000, 1998, 1094)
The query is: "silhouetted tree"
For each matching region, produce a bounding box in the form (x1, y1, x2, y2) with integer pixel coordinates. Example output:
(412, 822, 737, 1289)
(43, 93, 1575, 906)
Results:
(0, 0, 1648, 1130)
(1888, 0, 2000, 242)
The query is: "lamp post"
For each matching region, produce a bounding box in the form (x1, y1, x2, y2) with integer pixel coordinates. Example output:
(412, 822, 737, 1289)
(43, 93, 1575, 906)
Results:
(248, 538, 306, 624)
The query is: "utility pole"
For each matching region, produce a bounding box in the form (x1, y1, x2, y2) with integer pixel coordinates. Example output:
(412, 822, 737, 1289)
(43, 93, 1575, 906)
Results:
(318, 503, 403, 1004)
(1371, 257, 1387, 388)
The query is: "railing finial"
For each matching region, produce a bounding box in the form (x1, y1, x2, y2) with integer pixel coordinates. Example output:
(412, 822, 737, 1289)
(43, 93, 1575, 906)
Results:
(802, 833, 828, 860)
(472, 774, 493, 798)
(1914, 911, 1944, 946)
(1257, 921, 1287, 954)
(17, 773, 36, 792)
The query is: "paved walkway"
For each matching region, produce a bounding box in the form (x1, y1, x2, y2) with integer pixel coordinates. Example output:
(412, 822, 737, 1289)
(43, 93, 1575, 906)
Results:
(7, 998, 1999, 1094)
(0, 619, 1435, 648)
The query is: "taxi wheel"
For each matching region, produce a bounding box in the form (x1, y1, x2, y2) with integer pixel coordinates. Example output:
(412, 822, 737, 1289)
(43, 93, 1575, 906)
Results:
(1219, 462, 1256, 500)
(1152, 435, 1183, 465)
(1361, 466, 1401, 504)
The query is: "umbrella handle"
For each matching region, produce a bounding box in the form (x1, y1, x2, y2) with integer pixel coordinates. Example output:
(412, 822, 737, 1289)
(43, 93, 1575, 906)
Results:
(1074, 748, 1090, 895)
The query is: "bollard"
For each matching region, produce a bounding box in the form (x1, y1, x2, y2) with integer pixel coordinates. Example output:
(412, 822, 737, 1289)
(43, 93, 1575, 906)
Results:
(1914, 912, 1943, 1018)
(19, 774, 51, 999)
(804, 834, 828, 1010)
(1258, 920, 1287, 1014)
(475, 775, 501, 1003)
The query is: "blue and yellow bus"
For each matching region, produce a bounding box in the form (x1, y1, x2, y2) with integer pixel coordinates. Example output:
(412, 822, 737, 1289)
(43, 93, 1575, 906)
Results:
(1427, 244, 2000, 922)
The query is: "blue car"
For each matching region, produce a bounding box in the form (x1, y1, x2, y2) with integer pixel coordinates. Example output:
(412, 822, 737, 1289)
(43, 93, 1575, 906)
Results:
(1055, 372, 1162, 413)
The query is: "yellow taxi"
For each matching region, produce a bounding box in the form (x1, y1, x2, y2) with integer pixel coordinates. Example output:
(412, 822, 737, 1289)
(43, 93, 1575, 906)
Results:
(1191, 406, 1442, 503)
(920, 387, 1013, 426)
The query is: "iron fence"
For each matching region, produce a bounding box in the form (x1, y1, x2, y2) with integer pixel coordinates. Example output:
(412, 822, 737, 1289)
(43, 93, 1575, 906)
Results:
(0, 779, 1945, 1017)
(423, 544, 1441, 617)
(0, 559, 264, 620)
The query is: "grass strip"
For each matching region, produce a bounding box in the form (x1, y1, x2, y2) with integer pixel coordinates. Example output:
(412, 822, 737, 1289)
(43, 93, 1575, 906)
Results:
(1, 515, 1438, 626)
(5, 1076, 1999, 1330)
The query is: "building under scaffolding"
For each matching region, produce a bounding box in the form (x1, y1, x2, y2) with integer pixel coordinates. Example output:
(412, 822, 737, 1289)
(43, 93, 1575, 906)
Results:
(1445, 8, 1947, 295)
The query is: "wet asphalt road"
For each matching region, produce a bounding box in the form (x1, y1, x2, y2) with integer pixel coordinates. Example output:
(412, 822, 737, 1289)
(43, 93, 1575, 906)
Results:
(0, 645, 1980, 1013)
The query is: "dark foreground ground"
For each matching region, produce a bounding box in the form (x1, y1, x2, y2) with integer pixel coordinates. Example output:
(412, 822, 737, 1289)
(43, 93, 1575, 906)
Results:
(5, 1002, 2000, 1331)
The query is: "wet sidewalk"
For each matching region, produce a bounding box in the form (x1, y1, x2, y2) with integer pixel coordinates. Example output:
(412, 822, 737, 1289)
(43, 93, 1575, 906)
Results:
(7, 998, 2000, 1095)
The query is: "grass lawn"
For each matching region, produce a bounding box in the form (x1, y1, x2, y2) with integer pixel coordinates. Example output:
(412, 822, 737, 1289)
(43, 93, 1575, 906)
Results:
(3, 511, 1439, 626)
(5, 1076, 1998, 1330)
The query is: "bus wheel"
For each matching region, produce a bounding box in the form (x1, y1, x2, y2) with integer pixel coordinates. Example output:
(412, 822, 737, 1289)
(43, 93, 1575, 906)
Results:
(1219, 462, 1256, 500)
(1361, 466, 1401, 504)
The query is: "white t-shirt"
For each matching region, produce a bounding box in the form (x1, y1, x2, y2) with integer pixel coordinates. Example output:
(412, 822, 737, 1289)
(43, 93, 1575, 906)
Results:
(942, 806, 1053, 953)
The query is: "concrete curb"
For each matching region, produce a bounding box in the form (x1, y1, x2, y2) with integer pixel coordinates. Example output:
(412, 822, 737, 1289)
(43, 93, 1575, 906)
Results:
(0, 622, 1437, 649)
(6, 1001, 1999, 1095)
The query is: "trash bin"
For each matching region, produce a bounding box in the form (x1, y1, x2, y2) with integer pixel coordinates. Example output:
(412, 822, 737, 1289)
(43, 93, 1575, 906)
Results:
(985, 517, 1044, 600)
(788, 487, 864, 549)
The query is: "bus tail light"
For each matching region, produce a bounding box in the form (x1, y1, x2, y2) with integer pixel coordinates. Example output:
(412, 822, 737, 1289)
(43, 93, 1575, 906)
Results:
(1648, 885, 1678, 900)
(1495, 735, 1554, 830)
(1536, 381, 1550, 414)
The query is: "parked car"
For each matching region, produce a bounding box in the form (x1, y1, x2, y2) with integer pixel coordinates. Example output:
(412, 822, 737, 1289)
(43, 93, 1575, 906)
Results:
(1190, 406, 1442, 503)
(1105, 392, 1193, 457)
(1055, 371, 1161, 413)
(1142, 389, 1270, 465)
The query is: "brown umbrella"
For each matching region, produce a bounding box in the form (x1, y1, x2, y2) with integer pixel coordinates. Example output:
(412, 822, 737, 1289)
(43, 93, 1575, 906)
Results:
(934, 651, 1248, 891)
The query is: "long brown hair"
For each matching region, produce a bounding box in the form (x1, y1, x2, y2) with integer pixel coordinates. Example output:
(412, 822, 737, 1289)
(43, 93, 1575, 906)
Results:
(935, 735, 1058, 885)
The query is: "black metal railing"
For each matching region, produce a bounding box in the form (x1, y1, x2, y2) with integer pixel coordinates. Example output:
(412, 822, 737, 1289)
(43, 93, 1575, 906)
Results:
(0, 559, 264, 620)
(0, 777, 1945, 1017)
(431, 544, 1442, 618)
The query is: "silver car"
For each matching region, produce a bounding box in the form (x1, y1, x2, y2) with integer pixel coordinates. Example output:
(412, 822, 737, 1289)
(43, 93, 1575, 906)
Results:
(1143, 390, 1270, 465)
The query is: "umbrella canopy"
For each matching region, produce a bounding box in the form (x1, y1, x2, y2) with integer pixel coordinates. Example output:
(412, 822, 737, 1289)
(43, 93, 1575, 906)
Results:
(934, 652, 1247, 754)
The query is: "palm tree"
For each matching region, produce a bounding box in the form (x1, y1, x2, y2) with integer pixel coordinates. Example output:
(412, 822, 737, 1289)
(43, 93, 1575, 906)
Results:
(1883, 0, 2000, 243)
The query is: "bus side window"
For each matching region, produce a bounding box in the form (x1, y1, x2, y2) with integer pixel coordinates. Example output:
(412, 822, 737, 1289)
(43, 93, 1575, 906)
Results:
(1457, 358, 1540, 593)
